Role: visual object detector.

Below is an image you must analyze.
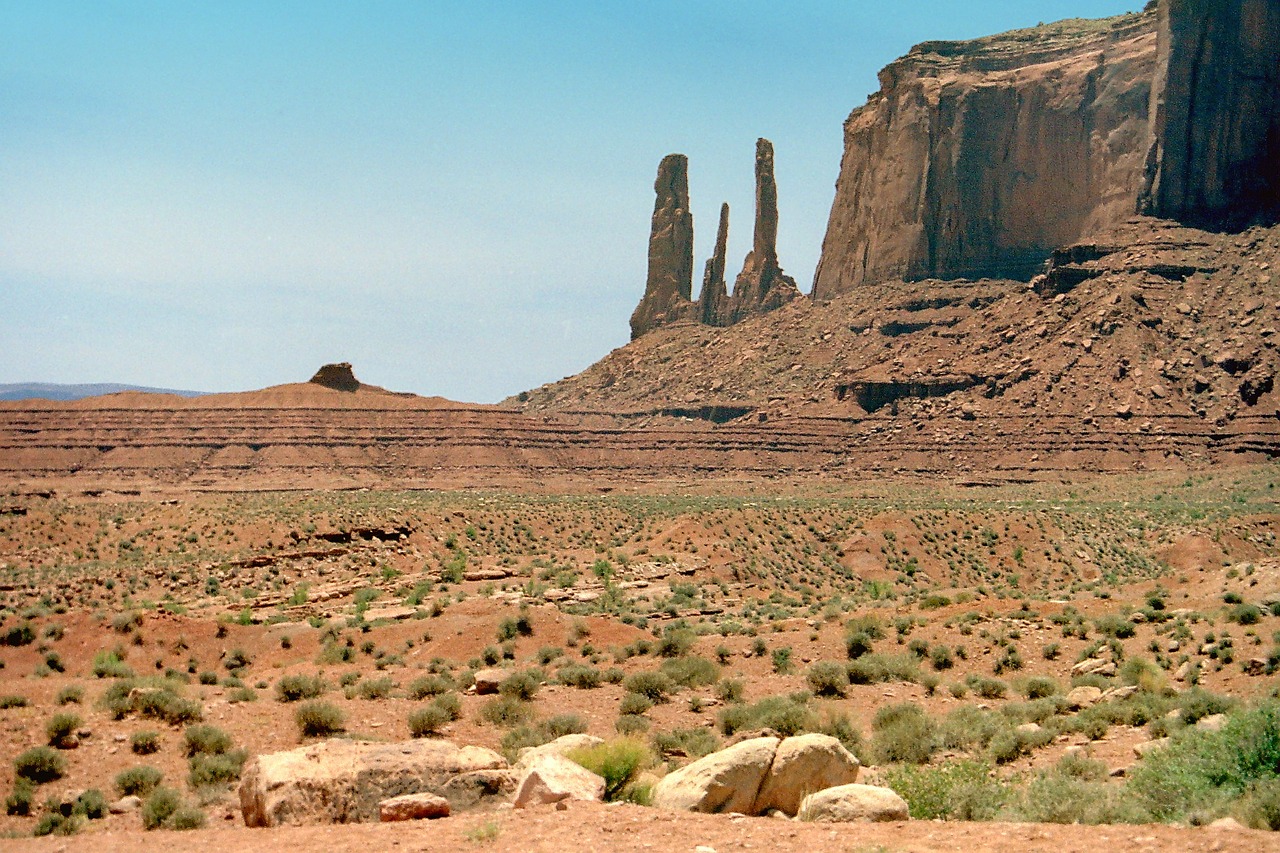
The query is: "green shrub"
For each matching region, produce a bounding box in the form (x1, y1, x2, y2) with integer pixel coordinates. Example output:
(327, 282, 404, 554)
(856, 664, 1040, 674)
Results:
(479, 696, 532, 728)
(1239, 777, 1280, 830)
(115, 765, 163, 797)
(806, 661, 848, 697)
(55, 685, 83, 705)
(940, 705, 1004, 751)
(92, 650, 134, 679)
(187, 750, 247, 789)
(660, 656, 720, 688)
(14, 746, 66, 783)
(622, 671, 675, 703)
(872, 702, 938, 765)
(0, 694, 28, 708)
(141, 787, 181, 830)
(295, 701, 345, 737)
(1011, 771, 1146, 824)
(45, 712, 81, 748)
(275, 673, 325, 702)
(652, 727, 721, 760)
(168, 805, 206, 830)
(183, 724, 233, 756)
(847, 653, 919, 685)
(557, 663, 601, 689)
(929, 645, 955, 671)
(131, 730, 161, 755)
(715, 678, 744, 704)
(33, 811, 79, 837)
(655, 628, 695, 658)
(619, 692, 654, 716)
(3, 622, 35, 646)
(407, 674, 453, 699)
(884, 760, 1006, 820)
(567, 738, 652, 801)
(354, 676, 395, 700)
(718, 696, 816, 737)
(844, 630, 875, 660)
(498, 670, 542, 701)
(408, 704, 452, 738)
(1022, 676, 1059, 699)
(5, 777, 34, 815)
(967, 675, 1008, 699)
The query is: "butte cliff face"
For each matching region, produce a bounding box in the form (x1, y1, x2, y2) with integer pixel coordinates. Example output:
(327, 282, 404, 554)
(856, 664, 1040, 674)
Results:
(813, 0, 1280, 300)
(813, 10, 1159, 299)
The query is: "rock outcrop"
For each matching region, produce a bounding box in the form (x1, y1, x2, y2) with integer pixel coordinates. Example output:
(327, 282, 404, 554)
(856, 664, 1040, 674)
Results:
(309, 362, 361, 392)
(727, 139, 802, 322)
(630, 154, 695, 340)
(813, 10, 1159, 298)
(238, 738, 507, 826)
(797, 784, 909, 823)
(512, 754, 605, 808)
(651, 734, 860, 816)
(1139, 0, 1280, 229)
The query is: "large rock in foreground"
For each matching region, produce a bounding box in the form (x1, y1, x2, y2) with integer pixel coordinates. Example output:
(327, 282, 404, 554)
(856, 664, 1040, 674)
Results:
(239, 739, 507, 826)
(512, 754, 605, 808)
(651, 734, 860, 816)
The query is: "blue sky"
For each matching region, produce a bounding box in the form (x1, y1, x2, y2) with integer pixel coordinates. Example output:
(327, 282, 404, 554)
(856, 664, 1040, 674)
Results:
(2, 1, 1142, 402)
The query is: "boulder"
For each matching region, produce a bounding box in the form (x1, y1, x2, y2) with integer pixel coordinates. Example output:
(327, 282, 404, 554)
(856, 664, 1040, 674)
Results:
(378, 793, 450, 822)
(438, 769, 518, 811)
(752, 733, 860, 816)
(1065, 685, 1103, 710)
(652, 737, 779, 815)
(1133, 737, 1171, 759)
(238, 738, 507, 826)
(514, 734, 604, 771)
(797, 784, 909, 823)
(473, 669, 505, 695)
(512, 754, 605, 808)
(109, 795, 141, 814)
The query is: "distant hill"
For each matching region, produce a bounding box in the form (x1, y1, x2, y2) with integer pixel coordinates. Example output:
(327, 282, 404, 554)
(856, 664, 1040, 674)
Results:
(0, 382, 207, 402)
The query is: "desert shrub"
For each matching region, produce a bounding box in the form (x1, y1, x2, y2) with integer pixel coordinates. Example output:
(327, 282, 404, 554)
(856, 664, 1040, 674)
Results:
(1177, 687, 1235, 725)
(479, 696, 533, 728)
(715, 678, 744, 704)
(105, 679, 202, 725)
(353, 676, 395, 700)
(1094, 614, 1136, 639)
(940, 705, 1005, 751)
(1010, 770, 1147, 824)
(45, 712, 81, 748)
(847, 653, 919, 685)
(771, 646, 795, 674)
(14, 746, 66, 784)
(718, 696, 816, 737)
(567, 738, 652, 801)
(223, 647, 251, 671)
(844, 630, 875, 660)
(806, 661, 848, 697)
(1229, 603, 1262, 626)
(0, 694, 28, 708)
(295, 701, 345, 737)
(1021, 676, 1059, 699)
(654, 628, 695, 658)
(498, 714, 589, 758)
(115, 765, 163, 797)
(188, 751, 247, 789)
(33, 810, 79, 837)
(819, 711, 868, 762)
(660, 656, 720, 688)
(1239, 777, 1280, 830)
(1128, 701, 1280, 822)
(198, 670, 219, 685)
(652, 727, 721, 760)
(407, 674, 453, 699)
(131, 730, 161, 755)
(141, 787, 181, 830)
(92, 650, 134, 679)
(623, 671, 675, 703)
(408, 704, 452, 738)
(498, 670, 542, 701)
(966, 675, 1008, 699)
(872, 702, 938, 765)
(168, 805, 206, 830)
(3, 622, 35, 646)
(52, 684, 81, 706)
(884, 760, 1007, 820)
(5, 778, 34, 815)
(619, 692, 654, 716)
(557, 663, 601, 689)
(615, 714, 649, 735)
(183, 724, 233, 756)
(275, 673, 325, 702)
(929, 645, 955, 671)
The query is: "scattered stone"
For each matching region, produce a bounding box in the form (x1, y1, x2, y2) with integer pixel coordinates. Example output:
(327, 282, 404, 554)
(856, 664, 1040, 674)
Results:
(1133, 738, 1171, 759)
(473, 669, 505, 695)
(1066, 685, 1104, 710)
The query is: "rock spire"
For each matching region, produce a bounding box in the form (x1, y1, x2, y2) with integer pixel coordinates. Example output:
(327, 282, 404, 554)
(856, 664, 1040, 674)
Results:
(698, 202, 730, 326)
(630, 154, 695, 340)
(728, 139, 801, 322)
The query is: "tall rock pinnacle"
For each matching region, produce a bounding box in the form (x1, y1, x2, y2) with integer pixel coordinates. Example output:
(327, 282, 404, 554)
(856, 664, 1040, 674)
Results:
(630, 154, 695, 340)
(698, 202, 730, 326)
(729, 139, 801, 322)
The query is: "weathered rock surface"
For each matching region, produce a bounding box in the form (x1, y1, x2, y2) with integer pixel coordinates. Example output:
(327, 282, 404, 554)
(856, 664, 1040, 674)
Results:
(652, 734, 859, 817)
(1140, 0, 1280, 229)
(438, 769, 518, 811)
(1065, 685, 1104, 710)
(651, 736, 779, 815)
(631, 154, 695, 340)
(797, 784, 910, 823)
(752, 733, 861, 816)
(310, 363, 361, 392)
(378, 792, 450, 822)
(514, 734, 604, 771)
(813, 10, 1158, 298)
(238, 738, 507, 826)
(698, 202, 730, 326)
(726, 139, 802, 323)
(472, 668, 505, 695)
(512, 754, 605, 808)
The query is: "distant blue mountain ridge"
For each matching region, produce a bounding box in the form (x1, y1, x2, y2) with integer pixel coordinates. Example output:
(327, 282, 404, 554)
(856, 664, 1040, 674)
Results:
(0, 382, 207, 402)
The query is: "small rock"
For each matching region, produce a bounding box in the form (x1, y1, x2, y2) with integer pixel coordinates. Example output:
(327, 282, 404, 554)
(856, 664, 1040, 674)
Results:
(378, 793, 450, 822)
(473, 669, 505, 695)
(109, 796, 142, 814)
(797, 784, 909, 823)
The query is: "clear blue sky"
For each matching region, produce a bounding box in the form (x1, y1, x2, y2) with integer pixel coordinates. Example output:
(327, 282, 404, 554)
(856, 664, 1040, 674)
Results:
(1, 1, 1142, 402)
